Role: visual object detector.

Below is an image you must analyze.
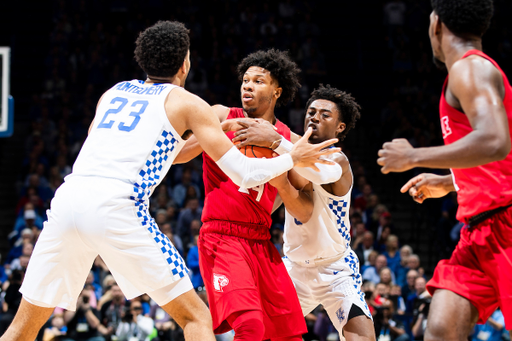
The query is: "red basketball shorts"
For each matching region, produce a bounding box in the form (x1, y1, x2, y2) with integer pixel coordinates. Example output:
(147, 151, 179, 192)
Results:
(426, 206, 512, 329)
(198, 225, 307, 339)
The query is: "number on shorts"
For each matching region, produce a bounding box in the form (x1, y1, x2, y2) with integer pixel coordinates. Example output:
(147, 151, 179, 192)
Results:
(97, 97, 149, 132)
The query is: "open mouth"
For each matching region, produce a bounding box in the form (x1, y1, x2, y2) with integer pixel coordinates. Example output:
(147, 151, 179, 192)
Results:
(242, 93, 253, 102)
(307, 123, 318, 131)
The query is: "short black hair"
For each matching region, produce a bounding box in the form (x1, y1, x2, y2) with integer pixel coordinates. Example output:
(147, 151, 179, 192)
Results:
(237, 49, 301, 107)
(134, 21, 190, 78)
(305, 85, 361, 141)
(431, 0, 494, 37)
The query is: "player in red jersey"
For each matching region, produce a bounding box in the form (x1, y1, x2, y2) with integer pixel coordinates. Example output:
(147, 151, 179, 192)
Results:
(175, 49, 338, 341)
(377, 0, 512, 340)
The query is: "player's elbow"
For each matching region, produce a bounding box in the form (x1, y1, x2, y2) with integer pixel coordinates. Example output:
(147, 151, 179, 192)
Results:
(488, 135, 511, 161)
(296, 207, 313, 224)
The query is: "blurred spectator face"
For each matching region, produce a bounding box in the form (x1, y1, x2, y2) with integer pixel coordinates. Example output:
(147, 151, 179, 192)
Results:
(368, 250, 379, 266)
(355, 222, 366, 237)
(111, 284, 124, 302)
(375, 283, 389, 297)
(190, 219, 201, 235)
(22, 243, 34, 256)
(240, 66, 279, 116)
(181, 168, 192, 184)
(379, 213, 392, 227)
(390, 285, 401, 296)
(28, 174, 41, 187)
(357, 176, 367, 190)
(376, 255, 387, 271)
(400, 245, 412, 260)
(130, 300, 143, 317)
(406, 270, 419, 287)
(362, 184, 372, 197)
(366, 194, 379, 208)
(188, 198, 199, 211)
(166, 205, 176, 219)
(414, 277, 426, 294)
(380, 268, 392, 284)
(186, 185, 197, 199)
(363, 231, 374, 248)
(160, 223, 172, 235)
(386, 235, 399, 250)
(380, 226, 391, 242)
(156, 195, 168, 208)
(24, 210, 37, 227)
(21, 229, 34, 244)
(408, 255, 420, 269)
(52, 315, 65, 329)
(155, 209, 168, 225)
(86, 271, 95, 285)
(20, 255, 30, 269)
(103, 275, 115, 291)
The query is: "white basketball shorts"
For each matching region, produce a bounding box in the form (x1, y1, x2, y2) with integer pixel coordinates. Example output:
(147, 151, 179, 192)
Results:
(20, 176, 191, 310)
(283, 249, 372, 333)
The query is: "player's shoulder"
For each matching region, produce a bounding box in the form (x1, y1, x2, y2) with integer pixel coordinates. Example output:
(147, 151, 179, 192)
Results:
(211, 104, 231, 122)
(166, 87, 210, 113)
(450, 55, 502, 87)
(331, 151, 350, 171)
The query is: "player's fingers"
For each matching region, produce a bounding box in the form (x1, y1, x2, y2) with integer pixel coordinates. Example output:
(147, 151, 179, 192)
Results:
(380, 164, 390, 174)
(236, 118, 253, 127)
(318, 147, 341, 156)
(301, 127, 313, 140)
(233, 130, 247, 138)
(382, 141, 394, 149)
(236, 139, 250, 148)
(377, 157, 386, 166)
(377, 149, 386, 157)
(400, 175, 424, 193)
(392, 138, 408, 143)
(309, 164, 320, 172)
(316, 158, 337, 166)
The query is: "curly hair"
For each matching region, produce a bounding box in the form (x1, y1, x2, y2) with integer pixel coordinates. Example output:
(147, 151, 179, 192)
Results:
(134, 21, 190, 78)
(237, 49, 301, 107)
(305, 85, 361, 141)
(431, 0, 493, 37)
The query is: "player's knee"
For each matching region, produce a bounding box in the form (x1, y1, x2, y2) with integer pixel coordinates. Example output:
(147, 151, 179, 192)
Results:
(228, 310, 265, 341)
(425, 320, 455, 341)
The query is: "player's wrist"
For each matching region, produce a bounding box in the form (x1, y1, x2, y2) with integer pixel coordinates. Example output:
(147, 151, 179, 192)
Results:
(269, 138, 282, 150)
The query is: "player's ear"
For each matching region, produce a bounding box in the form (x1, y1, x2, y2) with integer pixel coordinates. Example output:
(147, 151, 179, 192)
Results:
(274, 87, 283, 100)
(336, 121, 346, 136)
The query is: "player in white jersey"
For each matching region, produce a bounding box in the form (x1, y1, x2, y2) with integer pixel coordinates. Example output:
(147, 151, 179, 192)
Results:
(231, 85, 375, 341)
(1, 22, 340, 341)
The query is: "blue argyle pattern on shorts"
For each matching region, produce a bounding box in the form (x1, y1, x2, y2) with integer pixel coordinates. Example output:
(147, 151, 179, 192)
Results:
(328, 198, 351, 249)
(344, 251, 368, 309)
(130, 129, 188, 280)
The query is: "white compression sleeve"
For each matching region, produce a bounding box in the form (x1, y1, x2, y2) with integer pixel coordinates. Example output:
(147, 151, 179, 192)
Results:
(216, 146, 294, 188)
(274, 137, 342, 185)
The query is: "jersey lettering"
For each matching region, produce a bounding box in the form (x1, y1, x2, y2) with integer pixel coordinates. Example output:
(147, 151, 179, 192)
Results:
(441, 116, 452, 139)
(97, 97, 148, 132)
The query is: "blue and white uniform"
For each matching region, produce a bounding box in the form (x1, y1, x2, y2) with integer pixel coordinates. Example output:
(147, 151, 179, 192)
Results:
(283, 156, 372, 333)
(21, 80, 193, 310)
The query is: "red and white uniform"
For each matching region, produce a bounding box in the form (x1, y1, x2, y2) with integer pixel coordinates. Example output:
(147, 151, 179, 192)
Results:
(199, 108, 307, 338)
(427, 50, 512, 329)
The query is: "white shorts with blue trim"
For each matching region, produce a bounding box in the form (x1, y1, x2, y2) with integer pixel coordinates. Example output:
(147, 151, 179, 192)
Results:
(283, 249, 372, 333)
(20, 176, 191, 311)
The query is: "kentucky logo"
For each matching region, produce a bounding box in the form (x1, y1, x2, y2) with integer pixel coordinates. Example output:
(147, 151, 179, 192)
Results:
(336, 308, 346, 323)
(441, 116, 452, 139)
(213, 273, 230, 292)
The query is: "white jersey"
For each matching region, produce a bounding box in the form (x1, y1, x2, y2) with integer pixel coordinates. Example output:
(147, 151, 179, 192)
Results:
(70, 80, 184, 204)
(283, 168, 352, 264)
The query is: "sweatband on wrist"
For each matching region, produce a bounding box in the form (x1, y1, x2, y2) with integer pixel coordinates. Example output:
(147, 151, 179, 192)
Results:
(216, 146, 294, 188)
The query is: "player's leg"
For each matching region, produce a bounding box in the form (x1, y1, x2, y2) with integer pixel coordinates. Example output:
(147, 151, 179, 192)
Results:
(343, 305, 376, 341)
(156, 287, 215, 341)
(424, 289, 478, 341)
(0, 299, 53, 341)
(226, 310, 265, 341)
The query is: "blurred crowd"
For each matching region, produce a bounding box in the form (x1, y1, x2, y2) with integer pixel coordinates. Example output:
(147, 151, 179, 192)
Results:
(2, 0, 512, 340)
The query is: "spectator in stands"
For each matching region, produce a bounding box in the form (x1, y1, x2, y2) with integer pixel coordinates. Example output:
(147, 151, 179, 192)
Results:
(176, 198, 202, 248)
(411, 280, 431, 341)
(355, 231, 375, 266)
(395, 245, 412, 287)
(363, 254, 396, 284)
(471, 308, 505, 341)
(351, 222, 367, 250)
(149, 301, 181, 341)
(0, 270, 24, 334)
(99, 283, 126, 338)
(373, 301, 409, 341)
(379, 267, 395, 286)
(43, 314, 68, 340)
(407, 254, 424, 277)
(383, 234, 401, 275)
(362, 250, 380, 274)
(62, 288, 108, 340)
(375, 216, 393, 251)
(186, 234, 203, 289)
(406, 276, 427, 316)
(160, 222, 184, 256)
(401, 269, 419, 302)
(10, 242, 33, 272)
(5, 228, 34, 265)
(172, 168, 200, 208)
(115, 299, 155, 341)
(389, 285, 406, 315)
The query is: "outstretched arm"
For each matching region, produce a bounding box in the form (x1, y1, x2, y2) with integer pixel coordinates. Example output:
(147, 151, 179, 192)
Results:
(378, 56, 510, 173)
(171, 91, 340, 188)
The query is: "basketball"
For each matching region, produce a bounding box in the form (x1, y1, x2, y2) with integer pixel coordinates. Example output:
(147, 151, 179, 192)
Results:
(234, 141, 275, 158)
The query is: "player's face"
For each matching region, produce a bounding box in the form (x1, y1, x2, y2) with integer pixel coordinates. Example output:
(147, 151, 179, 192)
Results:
(304, 99, 345, 144)
(428, 11, 446, 70)
(241, 66, 281, 117)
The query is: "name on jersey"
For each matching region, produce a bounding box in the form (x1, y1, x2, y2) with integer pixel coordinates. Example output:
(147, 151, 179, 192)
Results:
(114, 82, 167, 95)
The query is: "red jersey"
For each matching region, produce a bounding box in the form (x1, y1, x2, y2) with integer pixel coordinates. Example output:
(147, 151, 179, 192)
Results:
(201, 108, 291, 240)
(440, 50, 512, 222)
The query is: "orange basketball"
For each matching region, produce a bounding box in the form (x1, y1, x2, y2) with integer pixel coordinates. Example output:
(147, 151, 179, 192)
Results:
(234, 141, 274, 158)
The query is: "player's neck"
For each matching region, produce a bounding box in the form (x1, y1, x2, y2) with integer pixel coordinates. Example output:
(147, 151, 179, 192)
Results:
(443, 36, 482, 72)
(145, 76, 181, 86)
(244, 108, 277, 125)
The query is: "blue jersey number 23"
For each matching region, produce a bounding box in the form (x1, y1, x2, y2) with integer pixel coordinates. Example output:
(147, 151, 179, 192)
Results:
(97, 97, 149, 132)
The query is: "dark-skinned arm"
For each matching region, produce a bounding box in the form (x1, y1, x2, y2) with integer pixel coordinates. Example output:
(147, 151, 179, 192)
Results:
(400, 173, 456, 203)
(378, 56, 511, 173)
(270, 169, 314, 224)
